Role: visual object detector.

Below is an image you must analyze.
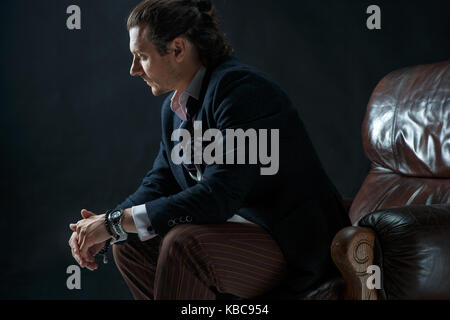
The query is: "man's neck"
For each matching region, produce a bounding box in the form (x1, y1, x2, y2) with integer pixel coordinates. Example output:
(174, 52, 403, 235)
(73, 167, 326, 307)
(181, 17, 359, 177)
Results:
(174, 61, 202, 95)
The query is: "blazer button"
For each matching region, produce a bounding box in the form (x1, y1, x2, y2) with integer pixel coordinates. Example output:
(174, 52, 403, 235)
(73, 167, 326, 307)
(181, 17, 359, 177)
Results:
(186, 216, 192, 222)
(168, 219, 175, 227)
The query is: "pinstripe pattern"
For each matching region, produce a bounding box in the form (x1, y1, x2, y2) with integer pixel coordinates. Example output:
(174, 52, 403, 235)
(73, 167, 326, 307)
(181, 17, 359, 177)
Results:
(113, 222, 287, 300)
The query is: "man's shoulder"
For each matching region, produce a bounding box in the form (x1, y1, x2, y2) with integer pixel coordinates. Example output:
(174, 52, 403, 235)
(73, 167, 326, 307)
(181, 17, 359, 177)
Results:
(209, 55, 286, 99)
(211, 56, 274, 86)
(208, 56, 287, 102)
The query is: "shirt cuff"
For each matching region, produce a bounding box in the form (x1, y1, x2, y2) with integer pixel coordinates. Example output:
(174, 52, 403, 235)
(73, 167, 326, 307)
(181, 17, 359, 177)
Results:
(132, 204, 157, 241)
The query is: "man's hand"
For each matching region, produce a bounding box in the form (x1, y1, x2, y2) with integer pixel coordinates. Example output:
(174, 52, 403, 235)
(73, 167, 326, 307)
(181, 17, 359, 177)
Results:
(68, 231, 101, 270)
(69, 209, 112, 270)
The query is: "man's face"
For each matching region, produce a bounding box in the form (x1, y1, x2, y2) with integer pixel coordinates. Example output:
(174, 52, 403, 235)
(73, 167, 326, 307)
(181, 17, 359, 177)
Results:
(129, 25, 178, 96)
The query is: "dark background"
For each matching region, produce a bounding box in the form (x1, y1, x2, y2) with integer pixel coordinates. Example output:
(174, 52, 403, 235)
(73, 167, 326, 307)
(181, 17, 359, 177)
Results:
(0, 0, 448, 299)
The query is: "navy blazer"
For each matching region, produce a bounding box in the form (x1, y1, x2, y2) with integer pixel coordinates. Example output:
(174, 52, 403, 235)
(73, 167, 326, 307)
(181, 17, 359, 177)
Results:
(116, 56, 350, 295)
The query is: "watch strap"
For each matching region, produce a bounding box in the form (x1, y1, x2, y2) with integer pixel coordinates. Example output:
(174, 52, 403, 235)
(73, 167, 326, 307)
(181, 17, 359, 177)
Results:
(104, 209, 119, 241)
(109, 209, 128, 242)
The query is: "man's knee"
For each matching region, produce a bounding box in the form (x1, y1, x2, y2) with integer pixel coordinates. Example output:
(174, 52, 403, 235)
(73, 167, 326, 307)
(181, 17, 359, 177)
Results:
(112, 236, 143, 269)
(158, 224, 205, 263)
(112, 242, 131, 269)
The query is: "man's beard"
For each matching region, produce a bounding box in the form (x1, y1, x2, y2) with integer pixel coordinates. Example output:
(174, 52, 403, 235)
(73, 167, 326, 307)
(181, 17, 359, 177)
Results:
(151, 85, 171, 96)
(144, 62, 179, 96)
(142, 77, 169, 96)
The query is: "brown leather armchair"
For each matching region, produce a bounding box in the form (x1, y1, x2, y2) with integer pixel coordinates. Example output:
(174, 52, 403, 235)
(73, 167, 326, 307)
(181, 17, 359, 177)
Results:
(331, 60, 450, 299)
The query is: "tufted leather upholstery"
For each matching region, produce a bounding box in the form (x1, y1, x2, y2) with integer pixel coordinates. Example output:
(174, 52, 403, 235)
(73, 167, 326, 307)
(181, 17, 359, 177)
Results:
(359, 204, 450, 299)
(350, 60, 450, 224)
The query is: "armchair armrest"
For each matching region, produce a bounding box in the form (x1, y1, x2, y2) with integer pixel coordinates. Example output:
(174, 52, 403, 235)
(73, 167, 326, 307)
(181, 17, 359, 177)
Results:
(331, 226, 378, 300)
(357, 204, 450, 299)
(333, 204, 450, 300)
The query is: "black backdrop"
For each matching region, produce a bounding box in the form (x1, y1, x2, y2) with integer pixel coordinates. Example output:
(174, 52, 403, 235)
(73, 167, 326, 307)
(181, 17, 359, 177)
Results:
(0, 0, 449, 299)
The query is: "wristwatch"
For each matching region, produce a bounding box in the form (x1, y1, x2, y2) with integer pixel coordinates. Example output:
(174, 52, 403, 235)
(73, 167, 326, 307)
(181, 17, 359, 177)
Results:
(108, 209, 128, 243)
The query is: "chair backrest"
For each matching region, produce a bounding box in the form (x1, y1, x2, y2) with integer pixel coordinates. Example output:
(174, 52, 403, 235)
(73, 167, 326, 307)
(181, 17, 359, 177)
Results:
(350, 60, 450, 224)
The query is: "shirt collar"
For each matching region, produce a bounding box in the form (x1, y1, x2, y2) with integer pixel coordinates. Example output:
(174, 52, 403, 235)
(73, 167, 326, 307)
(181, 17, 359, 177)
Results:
(170, 65, 206, 121)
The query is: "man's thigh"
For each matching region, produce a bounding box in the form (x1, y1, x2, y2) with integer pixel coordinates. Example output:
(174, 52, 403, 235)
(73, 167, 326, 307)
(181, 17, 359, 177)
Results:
(114, 234, 162, 269)
(158, 222, 287, 298)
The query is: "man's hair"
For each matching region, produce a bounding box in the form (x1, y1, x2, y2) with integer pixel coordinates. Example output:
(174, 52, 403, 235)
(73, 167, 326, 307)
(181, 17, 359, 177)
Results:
(127, 0, 233, 68)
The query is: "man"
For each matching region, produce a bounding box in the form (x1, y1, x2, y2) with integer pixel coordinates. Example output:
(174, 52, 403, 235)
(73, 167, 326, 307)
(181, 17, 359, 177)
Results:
(68, 0, 349, 300)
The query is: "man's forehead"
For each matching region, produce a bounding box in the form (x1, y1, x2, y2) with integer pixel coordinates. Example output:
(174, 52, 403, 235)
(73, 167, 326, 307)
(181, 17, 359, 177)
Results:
(129, 25, 150, 52)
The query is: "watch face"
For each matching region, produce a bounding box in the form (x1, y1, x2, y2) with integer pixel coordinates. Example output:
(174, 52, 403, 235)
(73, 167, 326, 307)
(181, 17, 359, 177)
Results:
(112, 211, 120, 219)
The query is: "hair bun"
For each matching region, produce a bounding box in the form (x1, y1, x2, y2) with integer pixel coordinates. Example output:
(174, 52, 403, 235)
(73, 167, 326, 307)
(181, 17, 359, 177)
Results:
(195, 0, 212, 13)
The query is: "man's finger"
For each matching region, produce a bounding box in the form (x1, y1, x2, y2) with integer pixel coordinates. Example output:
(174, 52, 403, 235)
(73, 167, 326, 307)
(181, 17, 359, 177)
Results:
(75, 220, 83, 232)
(77, 229, 86, 245)
(69, 233, 86, 267)
(72, 248, 83, 266)
(69, 223, 77, 231)
(79, 238, 95, 263)
(71, 232, 91, 267)
(81, 209, 95, 219)
(69, 232, 78, 252)
(79, 232, 89, 252)
(79, 248, 95, 264)
(86, 262, 98, 271)
(72, 240, 83, 266)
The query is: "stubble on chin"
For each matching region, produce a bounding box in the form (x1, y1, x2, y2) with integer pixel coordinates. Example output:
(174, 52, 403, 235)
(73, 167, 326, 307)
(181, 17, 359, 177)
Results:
(151, 85, 171, 96)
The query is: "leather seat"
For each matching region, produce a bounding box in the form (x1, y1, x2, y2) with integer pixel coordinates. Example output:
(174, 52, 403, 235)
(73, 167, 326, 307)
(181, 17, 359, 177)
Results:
(330, 60, 450, 299)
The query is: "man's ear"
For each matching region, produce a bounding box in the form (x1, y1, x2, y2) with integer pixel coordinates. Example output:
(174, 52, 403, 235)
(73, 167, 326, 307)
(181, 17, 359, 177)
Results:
(170, 37, 187, 62)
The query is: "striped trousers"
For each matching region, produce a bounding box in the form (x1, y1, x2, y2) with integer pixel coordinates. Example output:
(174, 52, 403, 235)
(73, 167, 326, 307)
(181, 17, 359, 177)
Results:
(112, 222, 287, 300)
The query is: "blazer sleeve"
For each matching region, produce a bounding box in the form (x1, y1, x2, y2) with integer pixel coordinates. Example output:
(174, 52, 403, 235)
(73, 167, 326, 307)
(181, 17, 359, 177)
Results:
(144, 73, 285, 236)
(114, 140, 181, 211)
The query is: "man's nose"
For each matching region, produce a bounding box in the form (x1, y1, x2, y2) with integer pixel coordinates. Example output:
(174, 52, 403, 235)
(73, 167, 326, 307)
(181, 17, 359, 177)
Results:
(130, 57, 142, 77)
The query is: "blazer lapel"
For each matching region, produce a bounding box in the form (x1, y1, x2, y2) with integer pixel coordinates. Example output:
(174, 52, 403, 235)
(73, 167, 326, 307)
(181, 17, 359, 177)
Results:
(169, 116, 189, 190)
(170, 66, 214, 190)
